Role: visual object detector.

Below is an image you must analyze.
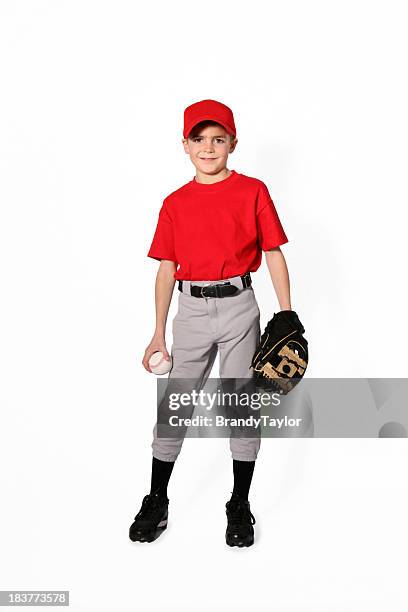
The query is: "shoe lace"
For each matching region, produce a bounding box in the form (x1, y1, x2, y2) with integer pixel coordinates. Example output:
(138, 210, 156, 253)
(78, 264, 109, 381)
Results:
(227, 497, 256, 526)
(136, 493, 165, 521)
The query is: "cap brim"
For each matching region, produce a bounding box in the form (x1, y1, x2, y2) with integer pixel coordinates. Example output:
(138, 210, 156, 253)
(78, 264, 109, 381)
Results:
(184, 114, 235, 138)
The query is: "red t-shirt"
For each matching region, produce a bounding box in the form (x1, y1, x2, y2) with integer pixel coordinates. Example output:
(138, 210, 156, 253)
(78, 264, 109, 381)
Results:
(147, 169, 288, 281)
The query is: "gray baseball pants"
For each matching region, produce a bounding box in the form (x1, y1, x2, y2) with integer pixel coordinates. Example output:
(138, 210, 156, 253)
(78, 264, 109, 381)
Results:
(151, 274, 261, 462)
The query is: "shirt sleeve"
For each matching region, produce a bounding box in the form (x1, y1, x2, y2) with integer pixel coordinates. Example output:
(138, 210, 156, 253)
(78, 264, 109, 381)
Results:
(256, 183, 289, 250)
(147, 199, 178, 263)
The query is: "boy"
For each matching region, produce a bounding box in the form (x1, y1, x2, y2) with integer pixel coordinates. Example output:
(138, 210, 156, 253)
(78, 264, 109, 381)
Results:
(129, 99, 291, 547)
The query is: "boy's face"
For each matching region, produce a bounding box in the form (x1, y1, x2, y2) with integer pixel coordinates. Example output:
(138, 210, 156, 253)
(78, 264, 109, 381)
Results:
(182, 124, 237, 176)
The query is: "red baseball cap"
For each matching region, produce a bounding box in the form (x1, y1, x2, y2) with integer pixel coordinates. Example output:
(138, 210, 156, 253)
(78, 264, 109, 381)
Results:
(183, 99, 236, 139)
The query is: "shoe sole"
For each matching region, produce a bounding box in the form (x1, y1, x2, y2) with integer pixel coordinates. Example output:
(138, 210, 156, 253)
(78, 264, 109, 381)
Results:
(129, 519, 168, 543)
(226, 535, 254, 548)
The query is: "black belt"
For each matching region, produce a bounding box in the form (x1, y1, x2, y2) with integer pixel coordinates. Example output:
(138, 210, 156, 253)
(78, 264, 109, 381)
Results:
(178, 272, 252, 298)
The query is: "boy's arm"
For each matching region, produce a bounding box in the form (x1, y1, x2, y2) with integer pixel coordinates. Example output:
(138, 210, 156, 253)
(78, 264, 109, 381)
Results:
(264, 247, 292, 311)
(154, 260, 177, 335)
(142, 260, 176, 372)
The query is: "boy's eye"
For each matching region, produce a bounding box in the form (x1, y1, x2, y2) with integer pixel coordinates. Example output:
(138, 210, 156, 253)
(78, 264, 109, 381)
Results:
(192, 137, 226, 144)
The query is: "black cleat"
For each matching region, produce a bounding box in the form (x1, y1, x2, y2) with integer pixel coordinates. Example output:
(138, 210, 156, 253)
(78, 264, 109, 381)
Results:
(129, 491, 169, 543)
(225, 493, 256, 547)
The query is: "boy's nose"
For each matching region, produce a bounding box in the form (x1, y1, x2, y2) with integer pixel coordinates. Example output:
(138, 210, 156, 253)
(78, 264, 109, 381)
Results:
(203, 142, 214, 152)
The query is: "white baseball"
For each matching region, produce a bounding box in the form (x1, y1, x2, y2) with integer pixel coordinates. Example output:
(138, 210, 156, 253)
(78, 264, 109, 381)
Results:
(148, 351, 172, 375)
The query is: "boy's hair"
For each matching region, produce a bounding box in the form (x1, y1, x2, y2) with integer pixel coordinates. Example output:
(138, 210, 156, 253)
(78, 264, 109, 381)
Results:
(188, 120, 235, 143)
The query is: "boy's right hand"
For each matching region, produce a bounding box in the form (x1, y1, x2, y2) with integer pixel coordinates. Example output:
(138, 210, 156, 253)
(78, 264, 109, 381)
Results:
(142, 334, 171, 373)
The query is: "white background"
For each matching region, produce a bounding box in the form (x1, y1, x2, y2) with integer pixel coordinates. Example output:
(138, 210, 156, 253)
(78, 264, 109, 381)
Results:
(1, 1, 408, 610)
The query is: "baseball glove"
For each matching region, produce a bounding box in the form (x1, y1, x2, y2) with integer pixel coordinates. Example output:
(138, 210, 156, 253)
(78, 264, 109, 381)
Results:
(250, 310, 308, 395)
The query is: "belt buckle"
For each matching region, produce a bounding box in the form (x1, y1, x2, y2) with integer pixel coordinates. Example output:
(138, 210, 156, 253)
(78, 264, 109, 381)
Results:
(200, 285, 211, 298)
(200, 283, 223, 298)
(200, 281, 233, 298)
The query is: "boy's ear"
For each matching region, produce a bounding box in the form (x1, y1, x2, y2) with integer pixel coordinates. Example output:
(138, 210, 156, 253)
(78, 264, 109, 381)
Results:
(182, 138, 190, 154)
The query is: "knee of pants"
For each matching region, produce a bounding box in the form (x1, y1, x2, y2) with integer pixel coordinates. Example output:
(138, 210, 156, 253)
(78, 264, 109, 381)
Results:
(151, 422, 185, 462)
(229, 436, 261, 462)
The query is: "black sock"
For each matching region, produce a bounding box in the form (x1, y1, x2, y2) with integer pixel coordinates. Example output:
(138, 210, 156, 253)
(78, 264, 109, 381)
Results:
(150, 457, 175, 499)
(232, 459, 255, 500)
